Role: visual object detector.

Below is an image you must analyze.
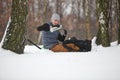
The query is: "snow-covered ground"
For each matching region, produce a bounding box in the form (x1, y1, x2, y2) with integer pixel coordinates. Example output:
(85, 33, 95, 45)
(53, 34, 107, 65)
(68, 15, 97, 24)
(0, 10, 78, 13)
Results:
(0, 38, 120, 80)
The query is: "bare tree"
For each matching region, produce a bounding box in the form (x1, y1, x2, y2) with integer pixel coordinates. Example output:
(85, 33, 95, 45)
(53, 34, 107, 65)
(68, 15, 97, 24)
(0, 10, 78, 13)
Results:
(96, 0, 110, 47)
(0, 0, 11, 41)
(2, 0, 28, 54)
(37, 0, 52, 44)
(108, 0, 113, 42)
(118, 0, 120, 44)
(84, 0, 92, 40)
(37, 0, 48, 44)
(55, 0, 64, 23)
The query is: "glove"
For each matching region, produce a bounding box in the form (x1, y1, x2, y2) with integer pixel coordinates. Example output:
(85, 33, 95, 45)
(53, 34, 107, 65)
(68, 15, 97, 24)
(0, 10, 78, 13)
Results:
(53, 24, 60, 28)
(50, 25, 62, 32)
(59, 29, 67, 36)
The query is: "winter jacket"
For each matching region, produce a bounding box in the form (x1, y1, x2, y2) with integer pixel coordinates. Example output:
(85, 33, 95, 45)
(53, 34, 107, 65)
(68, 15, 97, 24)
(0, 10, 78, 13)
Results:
(37, 22, 66, 49)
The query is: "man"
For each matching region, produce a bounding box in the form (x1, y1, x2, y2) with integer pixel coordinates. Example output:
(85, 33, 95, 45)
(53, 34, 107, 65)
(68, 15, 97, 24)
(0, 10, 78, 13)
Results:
(37, 13, 80, 52)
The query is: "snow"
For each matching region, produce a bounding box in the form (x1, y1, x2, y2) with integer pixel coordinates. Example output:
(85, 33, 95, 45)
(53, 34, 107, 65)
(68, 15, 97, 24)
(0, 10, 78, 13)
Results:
(99, 12, 105, 24)
(0, 17, 11, 48)
(0, 38, 120, 80)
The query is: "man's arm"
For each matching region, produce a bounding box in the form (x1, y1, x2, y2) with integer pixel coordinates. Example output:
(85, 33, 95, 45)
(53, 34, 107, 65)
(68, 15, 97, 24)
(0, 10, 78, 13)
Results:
(58, 29, 67, 42)
(37, 23, 50, 31)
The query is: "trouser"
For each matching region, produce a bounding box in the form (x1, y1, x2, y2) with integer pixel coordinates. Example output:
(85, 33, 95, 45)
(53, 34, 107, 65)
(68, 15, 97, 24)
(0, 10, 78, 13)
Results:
(50, 43, 80, 52)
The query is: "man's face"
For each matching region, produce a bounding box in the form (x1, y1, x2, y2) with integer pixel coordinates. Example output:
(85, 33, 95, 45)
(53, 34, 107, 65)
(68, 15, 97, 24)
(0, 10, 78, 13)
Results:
(51, 20, 60, 25)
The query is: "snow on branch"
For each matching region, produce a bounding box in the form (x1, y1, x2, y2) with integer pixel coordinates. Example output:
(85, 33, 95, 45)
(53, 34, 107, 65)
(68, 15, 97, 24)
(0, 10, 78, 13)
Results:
(0, 17, 11, 48)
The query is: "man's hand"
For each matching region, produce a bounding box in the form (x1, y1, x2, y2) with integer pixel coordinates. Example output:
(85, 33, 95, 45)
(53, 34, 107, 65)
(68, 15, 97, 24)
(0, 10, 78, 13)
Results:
(59, 29, 67, 36)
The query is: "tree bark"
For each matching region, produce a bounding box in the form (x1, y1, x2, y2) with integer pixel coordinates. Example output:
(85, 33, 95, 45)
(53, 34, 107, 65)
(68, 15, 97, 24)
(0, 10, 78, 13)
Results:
(118, 0, 120, 44)
(96, 0, 110, 47)
(2, 0, 28, 54)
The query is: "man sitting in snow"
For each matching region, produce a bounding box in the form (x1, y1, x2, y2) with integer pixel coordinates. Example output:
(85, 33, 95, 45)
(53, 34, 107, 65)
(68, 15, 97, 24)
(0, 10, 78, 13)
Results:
(37, 13, 91, 52)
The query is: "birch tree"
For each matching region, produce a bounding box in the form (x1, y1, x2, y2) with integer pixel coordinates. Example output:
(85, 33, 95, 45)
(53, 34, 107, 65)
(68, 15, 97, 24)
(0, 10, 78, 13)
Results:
(96, 0, 110, 47)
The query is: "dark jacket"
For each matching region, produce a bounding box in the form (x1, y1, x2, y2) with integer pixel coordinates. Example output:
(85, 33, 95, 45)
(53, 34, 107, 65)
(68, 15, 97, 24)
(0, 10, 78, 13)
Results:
(37, 22, 66, 49)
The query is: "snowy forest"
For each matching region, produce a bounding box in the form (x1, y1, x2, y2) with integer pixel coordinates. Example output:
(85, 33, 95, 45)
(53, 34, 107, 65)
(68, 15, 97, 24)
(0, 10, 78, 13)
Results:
(0, 0, 119, 40)
(0, 0, 120, 53)
(0, 0, 120, 80)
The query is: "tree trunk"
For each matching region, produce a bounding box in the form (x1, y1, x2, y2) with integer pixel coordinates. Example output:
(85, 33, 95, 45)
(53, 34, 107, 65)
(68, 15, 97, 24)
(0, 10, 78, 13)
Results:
(2, 0, 28, 54)
(108, 0, 113, 42)
(118, 0, 120, 44)
(95, 28, 101, 45)
(38, 0, 47, 44)
(56, 0, 62, 22)
(96, 0, 110, 47)
(85, 0, 92, 40)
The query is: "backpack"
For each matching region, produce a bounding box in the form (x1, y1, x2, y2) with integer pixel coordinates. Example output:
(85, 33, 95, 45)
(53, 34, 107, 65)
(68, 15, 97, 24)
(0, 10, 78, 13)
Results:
(62, 37, 92, 52)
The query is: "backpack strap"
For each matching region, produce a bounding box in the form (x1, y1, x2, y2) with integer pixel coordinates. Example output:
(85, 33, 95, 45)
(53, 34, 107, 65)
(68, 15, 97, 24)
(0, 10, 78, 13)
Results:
(62, 43, 80, 52)
(62, 37, 81, 52)
(62, 43, 75, 51)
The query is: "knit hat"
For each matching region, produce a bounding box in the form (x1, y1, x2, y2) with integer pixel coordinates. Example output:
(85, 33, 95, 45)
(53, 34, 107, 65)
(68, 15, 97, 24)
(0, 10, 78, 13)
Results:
(51, 13, 60, 21)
